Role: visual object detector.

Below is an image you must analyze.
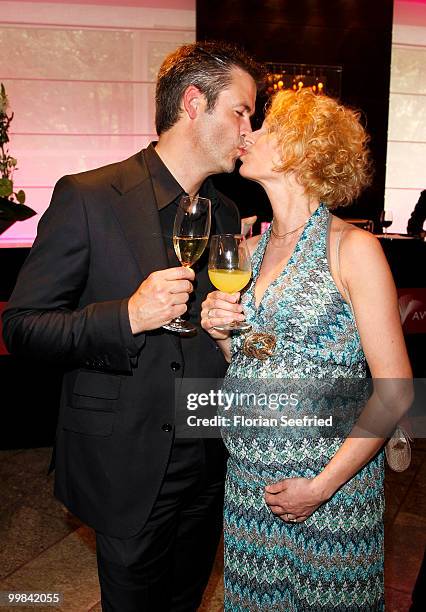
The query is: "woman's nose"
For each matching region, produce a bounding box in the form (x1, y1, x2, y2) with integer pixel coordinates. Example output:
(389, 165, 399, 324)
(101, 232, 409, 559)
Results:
(240, 133, 255, 148)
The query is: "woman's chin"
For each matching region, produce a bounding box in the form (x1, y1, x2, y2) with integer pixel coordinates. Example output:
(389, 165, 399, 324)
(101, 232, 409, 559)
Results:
(239, 163, 255, 180)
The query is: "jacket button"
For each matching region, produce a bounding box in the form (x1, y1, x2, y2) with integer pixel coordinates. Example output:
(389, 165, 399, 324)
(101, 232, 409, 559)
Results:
(170, 362, 181, 372)
(161, 423, 173, 432)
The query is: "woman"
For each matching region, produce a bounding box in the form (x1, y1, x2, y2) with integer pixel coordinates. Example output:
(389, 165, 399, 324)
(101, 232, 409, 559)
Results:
(201, 89, 412, 610)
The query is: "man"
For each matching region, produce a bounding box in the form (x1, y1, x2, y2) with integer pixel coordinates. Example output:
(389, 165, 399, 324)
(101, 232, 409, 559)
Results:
(2, 42, 261, 611)
(407, 189, 426, 237)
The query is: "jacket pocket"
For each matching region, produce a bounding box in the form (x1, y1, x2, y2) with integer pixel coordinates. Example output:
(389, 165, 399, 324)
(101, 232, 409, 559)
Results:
(71, 370, 122, 411)
(63, 407, 114, 436)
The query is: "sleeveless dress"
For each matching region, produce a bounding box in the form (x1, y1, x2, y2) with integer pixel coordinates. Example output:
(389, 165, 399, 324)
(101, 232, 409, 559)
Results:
(222, 204, 384, 611)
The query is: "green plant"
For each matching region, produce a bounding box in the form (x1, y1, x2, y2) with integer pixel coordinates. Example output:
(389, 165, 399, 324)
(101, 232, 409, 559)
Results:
(0, 83, 25, 204)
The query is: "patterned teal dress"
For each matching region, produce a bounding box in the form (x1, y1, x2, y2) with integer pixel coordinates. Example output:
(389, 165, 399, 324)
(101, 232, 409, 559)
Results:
(223, 204, 384, 611)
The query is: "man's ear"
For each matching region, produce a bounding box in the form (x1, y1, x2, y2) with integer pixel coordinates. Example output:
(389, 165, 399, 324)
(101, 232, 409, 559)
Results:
(182, 85, 203, 120)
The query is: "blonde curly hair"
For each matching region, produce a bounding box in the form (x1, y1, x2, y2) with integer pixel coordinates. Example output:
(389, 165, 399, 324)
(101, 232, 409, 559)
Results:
(266, 89, 373, 208)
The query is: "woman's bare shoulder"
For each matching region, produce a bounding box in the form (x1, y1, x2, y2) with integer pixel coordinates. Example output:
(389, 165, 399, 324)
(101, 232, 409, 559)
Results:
(330, 215, 381, 250)
(328, 215, 390, 289)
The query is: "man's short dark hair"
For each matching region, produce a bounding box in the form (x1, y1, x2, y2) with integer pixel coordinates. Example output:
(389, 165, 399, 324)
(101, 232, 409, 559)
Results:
(155, 41, 264, 135)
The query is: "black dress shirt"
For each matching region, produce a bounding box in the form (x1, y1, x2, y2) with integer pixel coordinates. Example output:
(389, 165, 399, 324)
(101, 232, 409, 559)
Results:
(144, 142, 223, 379)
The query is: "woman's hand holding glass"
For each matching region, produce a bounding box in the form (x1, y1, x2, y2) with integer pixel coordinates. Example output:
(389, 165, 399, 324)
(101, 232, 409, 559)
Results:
(200, 290, 246, 340)
(201, 234, 251, 338)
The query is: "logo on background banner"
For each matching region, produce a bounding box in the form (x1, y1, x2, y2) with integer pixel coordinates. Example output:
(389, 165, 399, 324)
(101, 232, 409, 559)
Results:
(398, 289, 426, 334)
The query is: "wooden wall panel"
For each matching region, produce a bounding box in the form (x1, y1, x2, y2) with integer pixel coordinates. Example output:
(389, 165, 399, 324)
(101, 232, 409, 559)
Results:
(197, 0, 393, 228)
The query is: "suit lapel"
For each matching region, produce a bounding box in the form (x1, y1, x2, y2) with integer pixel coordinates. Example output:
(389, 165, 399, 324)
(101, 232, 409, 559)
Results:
(110, 151, 182, 355)
(110, 152, 169, 279)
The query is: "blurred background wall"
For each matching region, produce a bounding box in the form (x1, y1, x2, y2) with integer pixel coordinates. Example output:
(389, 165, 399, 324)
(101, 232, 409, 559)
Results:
(0, 0, 424, 243)
(386, 0, 426, 234)
(0, 0, 196, 246)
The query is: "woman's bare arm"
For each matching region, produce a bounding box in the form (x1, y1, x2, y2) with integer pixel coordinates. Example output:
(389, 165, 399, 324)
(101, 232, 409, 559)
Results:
(314, 229, 413, 500)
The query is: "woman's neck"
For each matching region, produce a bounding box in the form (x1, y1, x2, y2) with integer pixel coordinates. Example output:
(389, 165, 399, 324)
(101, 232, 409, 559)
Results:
(262, 177, 320, 235)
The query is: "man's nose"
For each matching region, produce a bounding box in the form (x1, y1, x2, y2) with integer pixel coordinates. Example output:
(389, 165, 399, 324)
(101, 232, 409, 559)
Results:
(240, 115, 253, 135)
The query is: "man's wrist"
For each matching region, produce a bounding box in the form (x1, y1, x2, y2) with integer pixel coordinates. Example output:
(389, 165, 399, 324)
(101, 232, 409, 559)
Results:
(128, 296, 144, 334)
(118, 298, 146, 358)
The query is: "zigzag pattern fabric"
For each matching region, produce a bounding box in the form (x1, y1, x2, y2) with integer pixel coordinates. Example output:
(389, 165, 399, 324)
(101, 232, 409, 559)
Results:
(223, 204, 384, 611)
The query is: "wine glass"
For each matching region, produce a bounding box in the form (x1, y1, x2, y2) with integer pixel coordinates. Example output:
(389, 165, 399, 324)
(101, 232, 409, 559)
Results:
(162, 195, 211, 335)
(380, 209, 393, 236)
(208, 234, 252, 332)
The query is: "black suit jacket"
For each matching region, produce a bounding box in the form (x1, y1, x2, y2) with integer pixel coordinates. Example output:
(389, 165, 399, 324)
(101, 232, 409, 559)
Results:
(2, 149, 240, 537)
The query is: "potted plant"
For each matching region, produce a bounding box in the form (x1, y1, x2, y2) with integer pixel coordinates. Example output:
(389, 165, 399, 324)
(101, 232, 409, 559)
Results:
(0, 83, 36, 235)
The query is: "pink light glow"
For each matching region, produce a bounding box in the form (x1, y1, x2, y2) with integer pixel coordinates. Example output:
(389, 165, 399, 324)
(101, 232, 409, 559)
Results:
(5, 0, 195, 9)
(0, 0, 195, 245)
(394, 0, 426, 25)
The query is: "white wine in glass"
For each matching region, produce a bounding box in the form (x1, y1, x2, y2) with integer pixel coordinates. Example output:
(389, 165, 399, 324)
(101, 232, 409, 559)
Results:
(162, 195, 211, 335)
(208, 234, 252, 332)
(173, 235, 209, 268)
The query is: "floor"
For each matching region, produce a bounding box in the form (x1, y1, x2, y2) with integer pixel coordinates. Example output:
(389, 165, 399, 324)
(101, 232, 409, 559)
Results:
(0, 443, 425, 612)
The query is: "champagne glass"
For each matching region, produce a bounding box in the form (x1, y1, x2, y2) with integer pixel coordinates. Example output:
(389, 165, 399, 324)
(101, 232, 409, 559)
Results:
(380, 209, 393, 235)
(208, 234, 252, 332)
(162, 195, 211, 335)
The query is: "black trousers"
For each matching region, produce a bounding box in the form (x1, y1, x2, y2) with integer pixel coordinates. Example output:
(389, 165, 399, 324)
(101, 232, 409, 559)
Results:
(96, 439, 225, 612)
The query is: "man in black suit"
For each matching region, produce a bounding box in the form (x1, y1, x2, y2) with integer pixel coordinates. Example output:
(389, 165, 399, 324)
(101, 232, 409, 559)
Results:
(2, 42, 261, 611)
(407, 189, 426, 237)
